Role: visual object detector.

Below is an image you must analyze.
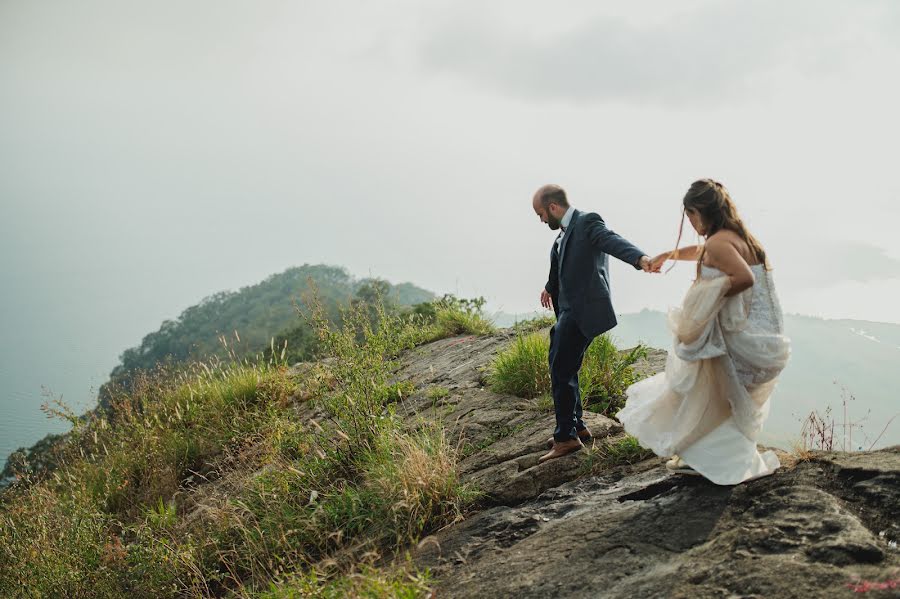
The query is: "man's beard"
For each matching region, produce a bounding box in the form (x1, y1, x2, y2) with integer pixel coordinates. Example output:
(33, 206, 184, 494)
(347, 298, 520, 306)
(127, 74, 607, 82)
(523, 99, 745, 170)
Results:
(547, 214, 561, 230)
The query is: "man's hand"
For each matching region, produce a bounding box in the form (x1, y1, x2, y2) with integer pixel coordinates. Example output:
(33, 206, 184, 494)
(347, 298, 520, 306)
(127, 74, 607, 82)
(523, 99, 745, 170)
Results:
(540, 289, 554, 310)
(638, 255, 653, 273)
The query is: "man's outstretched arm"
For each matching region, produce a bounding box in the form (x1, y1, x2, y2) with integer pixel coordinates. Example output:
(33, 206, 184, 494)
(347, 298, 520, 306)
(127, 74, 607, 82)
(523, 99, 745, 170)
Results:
(583, 212, 650, 271)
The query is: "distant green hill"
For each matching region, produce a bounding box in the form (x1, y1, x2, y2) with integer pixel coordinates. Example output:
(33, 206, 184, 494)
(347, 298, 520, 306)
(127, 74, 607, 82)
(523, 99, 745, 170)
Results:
(101, 264, 434, 405)
(5, 265, 438, 483)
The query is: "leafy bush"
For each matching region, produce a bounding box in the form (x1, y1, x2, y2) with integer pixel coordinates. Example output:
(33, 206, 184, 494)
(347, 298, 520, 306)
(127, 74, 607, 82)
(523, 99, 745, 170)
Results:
(579, 337, 648, 415)
(411, 294, 495, 340)
(488, 333, 550, 398)
(510, 314, 556, 334)
(488, 331, 647, 415)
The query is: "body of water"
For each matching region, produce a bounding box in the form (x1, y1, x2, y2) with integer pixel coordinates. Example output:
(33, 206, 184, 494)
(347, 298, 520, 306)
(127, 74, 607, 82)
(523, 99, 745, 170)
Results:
(0, 349, 108, 472)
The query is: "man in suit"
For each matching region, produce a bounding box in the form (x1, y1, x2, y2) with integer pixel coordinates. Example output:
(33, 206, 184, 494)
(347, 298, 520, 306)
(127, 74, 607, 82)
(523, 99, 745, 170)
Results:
(533, 184, 652, 463)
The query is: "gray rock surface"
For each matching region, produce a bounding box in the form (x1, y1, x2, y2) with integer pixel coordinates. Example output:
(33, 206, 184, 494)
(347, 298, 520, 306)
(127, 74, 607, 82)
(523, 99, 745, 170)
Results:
(389, 331, 900, 599)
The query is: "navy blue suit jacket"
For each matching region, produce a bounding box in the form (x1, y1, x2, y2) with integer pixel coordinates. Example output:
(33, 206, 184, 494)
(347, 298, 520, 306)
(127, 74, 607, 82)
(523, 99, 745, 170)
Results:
(544, 209, 645, 339)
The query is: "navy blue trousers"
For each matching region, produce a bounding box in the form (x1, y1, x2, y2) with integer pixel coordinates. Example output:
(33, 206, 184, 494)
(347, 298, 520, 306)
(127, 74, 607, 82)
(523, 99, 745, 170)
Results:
(549, 310, 593, 442)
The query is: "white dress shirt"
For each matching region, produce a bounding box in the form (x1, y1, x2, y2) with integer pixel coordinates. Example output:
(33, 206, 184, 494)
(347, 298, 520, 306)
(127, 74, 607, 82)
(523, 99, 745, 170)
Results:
(555, 206, 575, 250)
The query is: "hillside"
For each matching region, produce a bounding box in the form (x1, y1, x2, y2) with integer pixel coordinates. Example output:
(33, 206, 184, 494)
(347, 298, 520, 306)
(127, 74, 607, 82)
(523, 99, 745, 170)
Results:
(107, 264, 434, 384)
(3, 310, 898, 597)
(2, 264, 435, 483)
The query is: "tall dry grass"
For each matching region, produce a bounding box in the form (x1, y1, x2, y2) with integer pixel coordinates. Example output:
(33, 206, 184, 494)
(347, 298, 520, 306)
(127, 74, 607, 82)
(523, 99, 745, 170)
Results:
(0, 293, 477, 597)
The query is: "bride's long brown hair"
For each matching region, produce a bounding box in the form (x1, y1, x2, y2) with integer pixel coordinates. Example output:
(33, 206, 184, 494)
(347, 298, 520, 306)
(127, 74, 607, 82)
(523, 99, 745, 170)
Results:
(669, 179, 769, 273)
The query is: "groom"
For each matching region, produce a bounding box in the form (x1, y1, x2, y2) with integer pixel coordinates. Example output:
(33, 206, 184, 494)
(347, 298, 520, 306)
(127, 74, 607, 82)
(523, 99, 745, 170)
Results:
(533, 184, 651, 463)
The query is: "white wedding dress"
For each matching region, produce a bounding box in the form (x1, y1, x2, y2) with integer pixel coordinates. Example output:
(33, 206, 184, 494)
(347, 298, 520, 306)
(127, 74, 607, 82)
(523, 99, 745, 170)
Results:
(617, 263, 791, 485)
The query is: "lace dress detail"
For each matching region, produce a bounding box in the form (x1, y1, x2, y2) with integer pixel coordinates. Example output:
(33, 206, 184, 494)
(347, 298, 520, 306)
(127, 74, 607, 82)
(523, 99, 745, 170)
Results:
(701, 264, 786, 388)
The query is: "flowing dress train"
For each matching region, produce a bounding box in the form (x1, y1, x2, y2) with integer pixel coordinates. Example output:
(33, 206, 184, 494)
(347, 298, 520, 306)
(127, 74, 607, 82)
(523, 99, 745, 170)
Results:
(617, 264, 791, 485)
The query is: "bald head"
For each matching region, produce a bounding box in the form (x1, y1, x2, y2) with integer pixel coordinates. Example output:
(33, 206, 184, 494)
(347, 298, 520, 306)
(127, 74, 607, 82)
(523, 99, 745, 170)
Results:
(532, 184, 569, 231)
(532, 184, 569, 211)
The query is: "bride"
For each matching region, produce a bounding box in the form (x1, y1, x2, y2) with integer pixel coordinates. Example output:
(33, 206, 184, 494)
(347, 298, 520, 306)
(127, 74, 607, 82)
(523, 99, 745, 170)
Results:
(616, 179, 791, 485)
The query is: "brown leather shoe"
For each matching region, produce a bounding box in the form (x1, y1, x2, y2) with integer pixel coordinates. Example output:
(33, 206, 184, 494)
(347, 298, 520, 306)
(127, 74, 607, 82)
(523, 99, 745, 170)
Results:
(546, 428, 593, 448)
(539, 438, 584, 463)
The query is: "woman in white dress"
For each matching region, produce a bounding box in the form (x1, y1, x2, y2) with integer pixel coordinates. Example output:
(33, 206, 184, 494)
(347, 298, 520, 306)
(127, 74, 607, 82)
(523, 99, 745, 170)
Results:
(616, 179, 791, 485)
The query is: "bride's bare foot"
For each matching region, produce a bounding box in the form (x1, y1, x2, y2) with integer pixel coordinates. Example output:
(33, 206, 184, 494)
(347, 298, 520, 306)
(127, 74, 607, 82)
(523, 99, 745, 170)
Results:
(666, 455, 700, 475)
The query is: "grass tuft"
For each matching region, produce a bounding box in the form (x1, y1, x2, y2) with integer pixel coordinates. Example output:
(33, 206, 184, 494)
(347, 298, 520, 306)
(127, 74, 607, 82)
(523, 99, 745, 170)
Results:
(259, 562, 431, 598)
(488, 331, 648, 415)
(408, 295, 496, 342)
(488, 333, 550, 398)
(580, 435, 655, 476)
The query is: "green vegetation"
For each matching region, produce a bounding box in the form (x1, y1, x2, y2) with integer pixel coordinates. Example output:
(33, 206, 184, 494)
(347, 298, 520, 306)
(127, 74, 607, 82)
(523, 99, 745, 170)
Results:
(0, 430, 67, 482)
(488, 333, 550, 398)
(510, 314, 555, 335)
(488, 331, 647, 416)
(411, 295, 495, 339)
(100, 265, 434, 409)
(578, 337, 649, 415)
(531, 393, 554, 413)
(580, 435, 656, 475)
(0, 294, 480, 597)
(259, 563, 431, 598)
(5, 294, 493, 486)
(598, 435, 655, 466)
(426, 386, 450, 401)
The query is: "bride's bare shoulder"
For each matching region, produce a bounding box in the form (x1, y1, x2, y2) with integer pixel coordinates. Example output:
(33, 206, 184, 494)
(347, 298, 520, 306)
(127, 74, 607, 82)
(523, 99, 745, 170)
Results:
(703, 229, 751, 268)
(703, 232, 737, 257)
(707, 231, 753, 260)
(707, 230, 742, 243)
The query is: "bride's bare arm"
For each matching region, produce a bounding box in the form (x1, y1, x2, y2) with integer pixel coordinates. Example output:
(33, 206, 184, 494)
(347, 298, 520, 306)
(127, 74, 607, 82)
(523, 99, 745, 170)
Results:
(703, 237, 755, 296)
(649, 245, 702, 271)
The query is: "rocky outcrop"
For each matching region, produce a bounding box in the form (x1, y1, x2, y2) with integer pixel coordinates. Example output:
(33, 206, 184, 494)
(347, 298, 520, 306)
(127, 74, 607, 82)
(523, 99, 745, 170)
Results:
(389, 332, 900, 599)
(413, 448, 900, 598)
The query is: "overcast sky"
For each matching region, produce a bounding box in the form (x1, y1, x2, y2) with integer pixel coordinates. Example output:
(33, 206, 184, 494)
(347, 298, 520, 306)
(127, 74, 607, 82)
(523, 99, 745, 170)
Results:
(2, 1, 900, 421)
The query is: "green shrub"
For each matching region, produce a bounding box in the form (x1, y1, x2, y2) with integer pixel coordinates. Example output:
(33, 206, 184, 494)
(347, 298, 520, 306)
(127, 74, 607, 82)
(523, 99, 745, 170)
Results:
(434, 308, 494, 337)
(580, 338, 648, 416)
(510, 314, 556, 334)
(488, 331, 647, 413)
(488, 333, 551, 398)
(408, 294, 495, 341)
